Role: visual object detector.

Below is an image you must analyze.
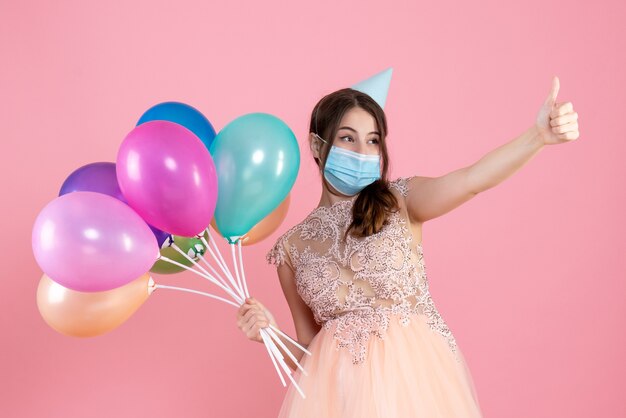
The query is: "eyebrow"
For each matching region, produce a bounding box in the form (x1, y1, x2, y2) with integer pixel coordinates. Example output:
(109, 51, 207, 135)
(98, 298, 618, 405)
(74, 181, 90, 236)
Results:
(338, 126, 380, 136)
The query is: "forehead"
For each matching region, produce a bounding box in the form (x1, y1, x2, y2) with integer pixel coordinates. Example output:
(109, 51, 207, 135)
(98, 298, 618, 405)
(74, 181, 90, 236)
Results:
(337, 107, 378, 134)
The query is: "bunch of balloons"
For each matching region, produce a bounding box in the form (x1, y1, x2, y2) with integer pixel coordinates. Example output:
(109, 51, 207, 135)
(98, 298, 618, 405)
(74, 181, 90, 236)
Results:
(32, 102, 309, 396)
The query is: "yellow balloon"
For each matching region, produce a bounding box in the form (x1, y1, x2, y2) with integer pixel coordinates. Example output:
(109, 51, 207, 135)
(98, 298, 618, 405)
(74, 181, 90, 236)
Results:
(36, 273, 154, 337)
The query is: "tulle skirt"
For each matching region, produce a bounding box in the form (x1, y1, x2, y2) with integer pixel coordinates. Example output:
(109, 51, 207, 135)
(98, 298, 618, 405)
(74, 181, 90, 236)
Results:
(277, 311, 483, 417)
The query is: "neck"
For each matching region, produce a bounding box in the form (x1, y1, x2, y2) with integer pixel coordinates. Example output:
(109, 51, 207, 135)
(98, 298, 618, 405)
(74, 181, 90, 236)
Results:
(317, 183, 358, 208)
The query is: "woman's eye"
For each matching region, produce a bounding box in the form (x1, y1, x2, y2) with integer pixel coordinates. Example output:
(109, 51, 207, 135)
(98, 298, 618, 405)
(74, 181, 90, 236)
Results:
(339, 136, 379, 144)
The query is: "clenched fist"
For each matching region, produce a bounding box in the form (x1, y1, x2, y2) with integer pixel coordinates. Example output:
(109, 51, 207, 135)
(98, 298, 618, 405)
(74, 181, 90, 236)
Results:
(236, 297, 278, 343)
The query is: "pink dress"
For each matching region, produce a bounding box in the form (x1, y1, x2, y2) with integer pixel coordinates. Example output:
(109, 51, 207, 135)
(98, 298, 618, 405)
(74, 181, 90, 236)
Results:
(266, 177, 483, 417)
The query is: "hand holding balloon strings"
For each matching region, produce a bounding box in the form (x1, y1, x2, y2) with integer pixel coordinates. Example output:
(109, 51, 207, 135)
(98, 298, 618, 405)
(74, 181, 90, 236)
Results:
(155, 226, 310, 399)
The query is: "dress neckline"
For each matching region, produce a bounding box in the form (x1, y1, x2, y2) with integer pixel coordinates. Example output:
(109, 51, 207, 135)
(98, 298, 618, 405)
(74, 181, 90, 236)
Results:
(310, 196, 357, 214)
(307, 197, 424, 251)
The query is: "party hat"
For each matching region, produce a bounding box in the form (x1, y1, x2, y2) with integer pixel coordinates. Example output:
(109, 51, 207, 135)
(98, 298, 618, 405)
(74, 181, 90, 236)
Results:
(351, 67, 393, 109)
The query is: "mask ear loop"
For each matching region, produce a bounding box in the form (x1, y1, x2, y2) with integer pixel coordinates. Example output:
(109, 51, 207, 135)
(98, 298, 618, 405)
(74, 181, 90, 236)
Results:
(314, 132, 327, 144)
(313, 97, 329, 145)
(313, 95, 351, 204)
(313, 99, 331, 181)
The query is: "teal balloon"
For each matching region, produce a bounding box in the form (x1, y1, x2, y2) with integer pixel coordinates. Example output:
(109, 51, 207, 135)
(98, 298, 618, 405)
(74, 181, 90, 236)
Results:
(210, 113, 299, 241)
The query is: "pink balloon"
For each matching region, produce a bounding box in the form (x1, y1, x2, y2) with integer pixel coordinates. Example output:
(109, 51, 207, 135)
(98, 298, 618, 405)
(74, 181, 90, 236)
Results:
(32, 191, 159, 292)
(116, 120, 218, 236)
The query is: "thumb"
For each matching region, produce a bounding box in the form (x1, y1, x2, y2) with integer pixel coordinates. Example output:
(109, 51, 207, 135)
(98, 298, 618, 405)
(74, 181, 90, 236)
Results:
(543, 76, 560, 107)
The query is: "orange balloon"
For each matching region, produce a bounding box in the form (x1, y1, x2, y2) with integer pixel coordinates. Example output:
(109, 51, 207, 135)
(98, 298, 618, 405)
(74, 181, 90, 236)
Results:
(211, 194, 290, 246)
(36, 273, 154, 337)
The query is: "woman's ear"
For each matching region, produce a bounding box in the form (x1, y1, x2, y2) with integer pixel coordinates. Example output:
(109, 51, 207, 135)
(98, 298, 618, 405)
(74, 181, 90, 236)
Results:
(309, 132, 322, 160)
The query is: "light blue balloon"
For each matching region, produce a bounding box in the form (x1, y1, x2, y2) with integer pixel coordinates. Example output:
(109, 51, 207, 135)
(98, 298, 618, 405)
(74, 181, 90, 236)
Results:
(210, 113, 300, 241)
(137, 101, 217, 150)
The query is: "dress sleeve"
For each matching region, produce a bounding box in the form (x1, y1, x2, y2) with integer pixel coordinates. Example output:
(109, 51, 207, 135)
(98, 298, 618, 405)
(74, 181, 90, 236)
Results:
(389, 176, 416, 198)
(266, 234, 295, 272)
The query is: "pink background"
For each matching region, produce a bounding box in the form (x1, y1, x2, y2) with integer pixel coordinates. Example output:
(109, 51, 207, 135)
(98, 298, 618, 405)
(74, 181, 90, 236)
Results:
(1, 0, 624, 417)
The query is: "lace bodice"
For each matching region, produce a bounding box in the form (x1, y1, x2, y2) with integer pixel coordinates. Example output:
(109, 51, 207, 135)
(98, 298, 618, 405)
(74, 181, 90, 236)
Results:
(266, 177, 459, 365)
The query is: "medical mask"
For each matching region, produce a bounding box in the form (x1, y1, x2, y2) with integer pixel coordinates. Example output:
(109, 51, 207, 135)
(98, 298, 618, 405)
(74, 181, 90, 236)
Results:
(315, 134, 381, 196)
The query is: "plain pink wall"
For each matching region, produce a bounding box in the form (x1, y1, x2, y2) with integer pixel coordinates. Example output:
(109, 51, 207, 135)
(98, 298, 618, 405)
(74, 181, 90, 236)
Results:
(1, 0, 624, 417)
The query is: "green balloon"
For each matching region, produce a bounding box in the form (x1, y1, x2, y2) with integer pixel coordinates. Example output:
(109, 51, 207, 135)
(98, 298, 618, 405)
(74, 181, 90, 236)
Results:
(209, 113, 299, 241)
(151, 234, 207, 274)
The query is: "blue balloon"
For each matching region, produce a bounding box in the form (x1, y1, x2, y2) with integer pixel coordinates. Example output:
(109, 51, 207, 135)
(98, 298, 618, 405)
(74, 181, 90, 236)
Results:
(137, 101, 217, 151)
(210, 113, 300, 242)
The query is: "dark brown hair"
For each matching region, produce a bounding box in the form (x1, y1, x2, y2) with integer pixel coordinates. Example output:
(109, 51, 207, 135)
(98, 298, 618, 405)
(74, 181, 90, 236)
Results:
(310, 87, 399, 241)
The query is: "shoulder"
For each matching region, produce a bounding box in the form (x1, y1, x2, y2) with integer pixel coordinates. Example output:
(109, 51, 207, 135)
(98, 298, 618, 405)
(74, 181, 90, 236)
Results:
(388, 175, 419, 197)
(265, 214, 309, 268)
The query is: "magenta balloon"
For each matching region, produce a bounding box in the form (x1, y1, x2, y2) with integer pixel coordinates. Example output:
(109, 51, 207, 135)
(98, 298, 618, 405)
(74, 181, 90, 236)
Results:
(32, 191, 159, 292)
(116, 120, 218, 236)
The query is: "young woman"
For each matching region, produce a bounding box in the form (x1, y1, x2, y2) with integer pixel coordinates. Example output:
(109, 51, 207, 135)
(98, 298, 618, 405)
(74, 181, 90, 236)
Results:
(237, 81, 579, 417)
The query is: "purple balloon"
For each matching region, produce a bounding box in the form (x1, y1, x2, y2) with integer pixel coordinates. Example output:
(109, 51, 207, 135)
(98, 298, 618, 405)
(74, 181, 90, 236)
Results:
(32, 191, 159, 292)
(148, 224, 171, 248)
(59, 162, 126, 202)
(116, 120, 218, 237)
(59, 161, 170, 247)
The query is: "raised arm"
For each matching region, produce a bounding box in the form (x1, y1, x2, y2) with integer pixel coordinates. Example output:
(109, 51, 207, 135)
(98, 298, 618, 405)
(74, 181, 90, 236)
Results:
(404, 169, 476, 223)
(406, 76, 579, 224)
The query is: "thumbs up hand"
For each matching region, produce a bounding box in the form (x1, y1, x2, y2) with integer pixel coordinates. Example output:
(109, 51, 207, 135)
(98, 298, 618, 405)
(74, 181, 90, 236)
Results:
(535, 76, 580, 145)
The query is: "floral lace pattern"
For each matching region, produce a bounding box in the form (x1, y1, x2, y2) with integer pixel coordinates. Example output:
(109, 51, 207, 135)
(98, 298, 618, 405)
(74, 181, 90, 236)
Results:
(266, 177, 459, 365)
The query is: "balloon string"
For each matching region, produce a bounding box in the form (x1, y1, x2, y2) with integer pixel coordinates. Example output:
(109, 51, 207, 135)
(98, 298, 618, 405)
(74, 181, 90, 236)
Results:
(206, 228, 240, 292)
(268, 324, 312, 355)
(154, 284, 240, 308)
(259, 330, 287, 387)
(199, 232, 230, 279)
(158, 255, 243, 305)
(262, 328, 306, 399)
(155, 276, 307, 398)
(159, 229, 308, 399)
(206, 228, 237, 282)
(196, 253, 231, 291)
(169, 243, 242, 304)
(237, 239, 251, 299)
(195, 247, 231, 290)
(264, 327, 308, 376)
(200, 229, 244, 299)
(230, 242, 245, 301)
(199, 237, 240, 296)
